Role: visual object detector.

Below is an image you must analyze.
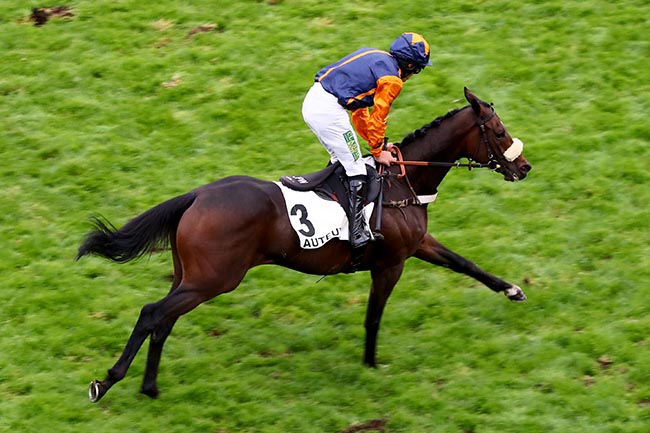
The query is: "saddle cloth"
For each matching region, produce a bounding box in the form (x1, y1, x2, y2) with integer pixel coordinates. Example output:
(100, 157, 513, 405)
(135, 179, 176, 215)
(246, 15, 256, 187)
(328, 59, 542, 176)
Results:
(273, 182, 374, 249)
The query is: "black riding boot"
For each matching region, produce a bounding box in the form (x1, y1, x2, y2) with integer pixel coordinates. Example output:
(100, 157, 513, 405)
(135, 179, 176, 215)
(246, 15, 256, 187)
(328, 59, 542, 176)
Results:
(348, 177, 371, 248)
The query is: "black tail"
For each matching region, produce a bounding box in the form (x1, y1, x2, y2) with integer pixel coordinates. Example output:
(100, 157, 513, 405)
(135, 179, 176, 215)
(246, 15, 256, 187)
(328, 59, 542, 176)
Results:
(77, 191, 197, 263)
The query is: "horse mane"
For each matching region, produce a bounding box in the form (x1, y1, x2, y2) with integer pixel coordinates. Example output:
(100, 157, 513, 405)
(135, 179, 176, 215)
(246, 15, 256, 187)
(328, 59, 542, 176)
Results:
(397, 100, 493, 148)
(397, 106, 467, 148)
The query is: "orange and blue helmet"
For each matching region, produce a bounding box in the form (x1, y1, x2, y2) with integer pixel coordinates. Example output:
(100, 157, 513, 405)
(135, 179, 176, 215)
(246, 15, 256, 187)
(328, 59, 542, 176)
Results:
(389, 32, 432, 73)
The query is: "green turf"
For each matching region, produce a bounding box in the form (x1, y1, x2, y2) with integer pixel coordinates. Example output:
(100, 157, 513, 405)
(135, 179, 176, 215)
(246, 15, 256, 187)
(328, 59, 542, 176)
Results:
(1, 1, 649, 432)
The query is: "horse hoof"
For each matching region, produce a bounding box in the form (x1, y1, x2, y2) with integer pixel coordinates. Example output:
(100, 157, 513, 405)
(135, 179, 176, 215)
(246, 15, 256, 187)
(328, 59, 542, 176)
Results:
(88, 380, 102, 403)
(504, 285, 527, 302)
(141, 386, 160, 399)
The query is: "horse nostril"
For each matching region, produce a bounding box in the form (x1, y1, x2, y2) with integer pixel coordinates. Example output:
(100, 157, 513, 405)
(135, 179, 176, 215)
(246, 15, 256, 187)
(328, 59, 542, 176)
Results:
(520, 164, 532, 174)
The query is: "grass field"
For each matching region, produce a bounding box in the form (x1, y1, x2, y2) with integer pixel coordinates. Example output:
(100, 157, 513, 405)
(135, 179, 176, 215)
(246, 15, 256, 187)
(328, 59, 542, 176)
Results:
(1, 1, 649, 432)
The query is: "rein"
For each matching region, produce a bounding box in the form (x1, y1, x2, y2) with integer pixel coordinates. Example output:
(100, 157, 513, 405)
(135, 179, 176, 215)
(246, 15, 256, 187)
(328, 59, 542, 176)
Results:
(392, 158, 492, 169)
(390, 145, 492, 174)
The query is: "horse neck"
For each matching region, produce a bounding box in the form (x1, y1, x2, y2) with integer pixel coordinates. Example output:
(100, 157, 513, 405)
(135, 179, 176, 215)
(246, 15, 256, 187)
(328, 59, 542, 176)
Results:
(398, 107, 477, 195)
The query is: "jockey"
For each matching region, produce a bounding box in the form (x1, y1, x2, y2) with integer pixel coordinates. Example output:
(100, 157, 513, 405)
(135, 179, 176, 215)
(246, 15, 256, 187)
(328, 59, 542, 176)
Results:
(302, 32, 432, 248)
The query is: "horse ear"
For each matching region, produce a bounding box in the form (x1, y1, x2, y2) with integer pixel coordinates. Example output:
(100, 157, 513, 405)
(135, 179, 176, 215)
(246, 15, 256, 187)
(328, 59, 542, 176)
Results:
(464, 87, 481, 115)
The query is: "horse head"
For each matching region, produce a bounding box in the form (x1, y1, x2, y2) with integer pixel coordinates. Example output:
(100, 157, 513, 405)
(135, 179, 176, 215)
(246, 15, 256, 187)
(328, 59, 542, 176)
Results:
(464, 87, 532, 181)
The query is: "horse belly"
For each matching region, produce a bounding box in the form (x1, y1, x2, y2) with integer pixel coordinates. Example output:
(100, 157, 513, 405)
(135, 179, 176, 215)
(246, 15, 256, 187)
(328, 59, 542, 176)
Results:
(272, 240, 357, 275)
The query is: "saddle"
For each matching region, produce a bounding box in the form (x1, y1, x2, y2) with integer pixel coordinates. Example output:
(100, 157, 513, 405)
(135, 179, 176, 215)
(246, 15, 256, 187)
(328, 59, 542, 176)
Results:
(280, 161, 381, 224)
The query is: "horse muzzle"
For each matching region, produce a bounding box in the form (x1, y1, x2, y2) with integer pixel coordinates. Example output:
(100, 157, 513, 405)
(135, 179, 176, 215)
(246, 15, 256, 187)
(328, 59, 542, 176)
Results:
(496, 157, 532, 182)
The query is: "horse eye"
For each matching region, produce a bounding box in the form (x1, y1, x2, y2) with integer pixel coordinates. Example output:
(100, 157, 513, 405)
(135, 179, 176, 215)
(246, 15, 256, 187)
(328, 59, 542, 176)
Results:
(495, 130, 506, 139)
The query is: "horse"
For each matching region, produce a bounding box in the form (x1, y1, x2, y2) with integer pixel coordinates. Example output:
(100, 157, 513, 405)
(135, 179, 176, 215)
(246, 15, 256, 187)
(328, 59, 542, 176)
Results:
(77, 87, 532, 403)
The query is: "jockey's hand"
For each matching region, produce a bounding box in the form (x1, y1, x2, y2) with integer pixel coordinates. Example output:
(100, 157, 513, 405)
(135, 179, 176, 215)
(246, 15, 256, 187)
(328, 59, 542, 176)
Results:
(374, 149, 397, 166)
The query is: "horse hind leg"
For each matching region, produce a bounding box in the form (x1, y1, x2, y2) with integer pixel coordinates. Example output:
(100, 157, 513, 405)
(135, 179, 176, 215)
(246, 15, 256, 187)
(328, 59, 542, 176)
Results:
(140, 318, 178, 398)
(140, 243, 182, 398)
(88, 284, 208, 403)
(89, 302, 158, 402)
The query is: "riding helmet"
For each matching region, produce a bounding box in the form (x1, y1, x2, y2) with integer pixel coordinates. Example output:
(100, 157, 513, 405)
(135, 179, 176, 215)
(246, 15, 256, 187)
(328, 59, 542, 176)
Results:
(389, 32, 432, 72)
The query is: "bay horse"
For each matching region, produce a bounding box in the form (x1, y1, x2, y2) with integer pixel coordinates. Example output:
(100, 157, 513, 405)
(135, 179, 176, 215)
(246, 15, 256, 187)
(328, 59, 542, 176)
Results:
(78, 88, 531, 403)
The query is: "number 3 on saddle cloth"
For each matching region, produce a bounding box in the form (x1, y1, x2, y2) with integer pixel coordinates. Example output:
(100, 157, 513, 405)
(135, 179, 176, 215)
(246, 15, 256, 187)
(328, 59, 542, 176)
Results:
(276, 158, 381, 249)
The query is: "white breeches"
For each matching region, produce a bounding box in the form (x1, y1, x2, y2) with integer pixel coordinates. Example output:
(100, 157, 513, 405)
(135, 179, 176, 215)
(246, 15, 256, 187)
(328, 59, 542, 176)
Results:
(302, 82, 367, 177)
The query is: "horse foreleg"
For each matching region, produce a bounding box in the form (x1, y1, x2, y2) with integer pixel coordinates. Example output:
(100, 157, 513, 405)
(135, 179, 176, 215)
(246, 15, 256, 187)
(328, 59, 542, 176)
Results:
(413, 233, 526, 301)
(89, 285, 208, 403)
(364, 262, 405, 367)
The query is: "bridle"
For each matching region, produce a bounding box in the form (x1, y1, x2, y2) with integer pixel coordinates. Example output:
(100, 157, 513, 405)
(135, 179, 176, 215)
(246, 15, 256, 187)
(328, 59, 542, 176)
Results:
(379, 106, 519, 210)
(475, 106, 502, 171)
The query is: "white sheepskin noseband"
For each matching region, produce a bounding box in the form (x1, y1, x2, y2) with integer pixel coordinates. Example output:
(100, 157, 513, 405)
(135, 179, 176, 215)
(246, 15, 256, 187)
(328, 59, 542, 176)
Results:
(503, 137, 523, 162)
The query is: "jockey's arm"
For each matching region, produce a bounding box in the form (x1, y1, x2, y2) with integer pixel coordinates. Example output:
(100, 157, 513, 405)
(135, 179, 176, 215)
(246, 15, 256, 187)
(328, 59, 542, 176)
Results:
(351, 108, 371, 142)
(350, 75, 403, 157)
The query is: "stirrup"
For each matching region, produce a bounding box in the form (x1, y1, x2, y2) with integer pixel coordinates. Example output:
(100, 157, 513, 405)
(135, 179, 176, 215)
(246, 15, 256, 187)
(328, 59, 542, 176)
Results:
(351, 230, 370, 247)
